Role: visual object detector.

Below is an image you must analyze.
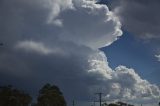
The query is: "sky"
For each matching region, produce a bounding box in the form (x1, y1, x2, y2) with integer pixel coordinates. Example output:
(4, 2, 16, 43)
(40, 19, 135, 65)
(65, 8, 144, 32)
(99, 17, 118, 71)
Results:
(102, 31, 160, 85)
(0, 0, 160, 106)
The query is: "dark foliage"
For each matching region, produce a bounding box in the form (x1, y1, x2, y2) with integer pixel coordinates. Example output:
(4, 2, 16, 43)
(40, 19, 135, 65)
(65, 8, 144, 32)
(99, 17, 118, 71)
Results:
(108, 103, 119, 106)
(0, 85, 32, 106)
(36, 83, 66, 106)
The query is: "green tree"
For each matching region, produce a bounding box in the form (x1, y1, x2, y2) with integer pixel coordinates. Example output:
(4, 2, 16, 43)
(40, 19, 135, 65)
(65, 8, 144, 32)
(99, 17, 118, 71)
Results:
(37, 83, 66, 106)
(0, 85, 32, 106)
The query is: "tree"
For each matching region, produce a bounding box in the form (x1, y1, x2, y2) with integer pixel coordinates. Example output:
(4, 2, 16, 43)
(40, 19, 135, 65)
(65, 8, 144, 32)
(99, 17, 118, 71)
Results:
(108, 103, 119, 106)
(102, 102, 108, 106)
(0, 85, 32, 106)
(116, 101, 127, 106)
(31, 103, 37, 106)
(37, 83, 66, 106)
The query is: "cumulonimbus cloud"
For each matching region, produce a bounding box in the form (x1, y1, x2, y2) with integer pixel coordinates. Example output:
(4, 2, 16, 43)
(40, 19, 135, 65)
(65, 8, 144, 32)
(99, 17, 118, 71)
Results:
(0, 0, 159, 105)
(88, 52, 160, 104)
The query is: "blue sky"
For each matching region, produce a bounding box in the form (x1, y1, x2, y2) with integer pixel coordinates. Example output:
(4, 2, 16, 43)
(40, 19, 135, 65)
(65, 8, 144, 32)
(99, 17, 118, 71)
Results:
(102, 31, 160, 85)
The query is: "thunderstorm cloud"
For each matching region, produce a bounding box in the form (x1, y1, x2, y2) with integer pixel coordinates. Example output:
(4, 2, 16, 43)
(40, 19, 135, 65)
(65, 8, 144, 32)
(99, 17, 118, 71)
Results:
(0, 0, 159, 105)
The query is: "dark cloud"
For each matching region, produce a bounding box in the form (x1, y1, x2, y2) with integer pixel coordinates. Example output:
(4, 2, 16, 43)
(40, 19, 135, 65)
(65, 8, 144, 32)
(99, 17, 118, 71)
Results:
(0, 0, 159, 105)
(100, 0, 160, 61)
(107, 0, 160, 40)
(0, 0, 121, 101)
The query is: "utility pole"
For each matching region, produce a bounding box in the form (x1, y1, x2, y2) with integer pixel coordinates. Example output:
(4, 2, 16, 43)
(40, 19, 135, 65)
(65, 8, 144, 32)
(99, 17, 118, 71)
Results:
(72, 100, 75, 106)
(95, 93, 103, 106)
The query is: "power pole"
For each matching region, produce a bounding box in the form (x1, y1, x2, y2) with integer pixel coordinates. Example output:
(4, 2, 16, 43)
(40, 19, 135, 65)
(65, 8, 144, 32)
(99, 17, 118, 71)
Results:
(95, 93, 103, 106)
(72, 100, 75, 106)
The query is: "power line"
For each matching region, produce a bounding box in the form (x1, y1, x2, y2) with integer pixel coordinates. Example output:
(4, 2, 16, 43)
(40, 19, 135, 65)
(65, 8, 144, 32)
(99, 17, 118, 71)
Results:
(95, 93, 103, 106)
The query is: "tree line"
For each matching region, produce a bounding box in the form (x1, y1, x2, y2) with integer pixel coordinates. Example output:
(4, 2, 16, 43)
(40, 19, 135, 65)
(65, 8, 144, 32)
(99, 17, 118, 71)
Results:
(0, 84, 66, 106)
(0, 84, 160, 106)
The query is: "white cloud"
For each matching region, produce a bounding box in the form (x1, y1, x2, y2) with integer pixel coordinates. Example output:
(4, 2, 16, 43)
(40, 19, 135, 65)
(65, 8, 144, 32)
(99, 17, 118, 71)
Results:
(0, 0, 122, 49)
(16, 41, 53, 55)
(46, 0, 74, 26)
(58, 0, 122, 49)
(88, 51, 160, 104)
(15, 41, 65, 55)
(88, 51, 113, 79)
(155, 54, 160, 61)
